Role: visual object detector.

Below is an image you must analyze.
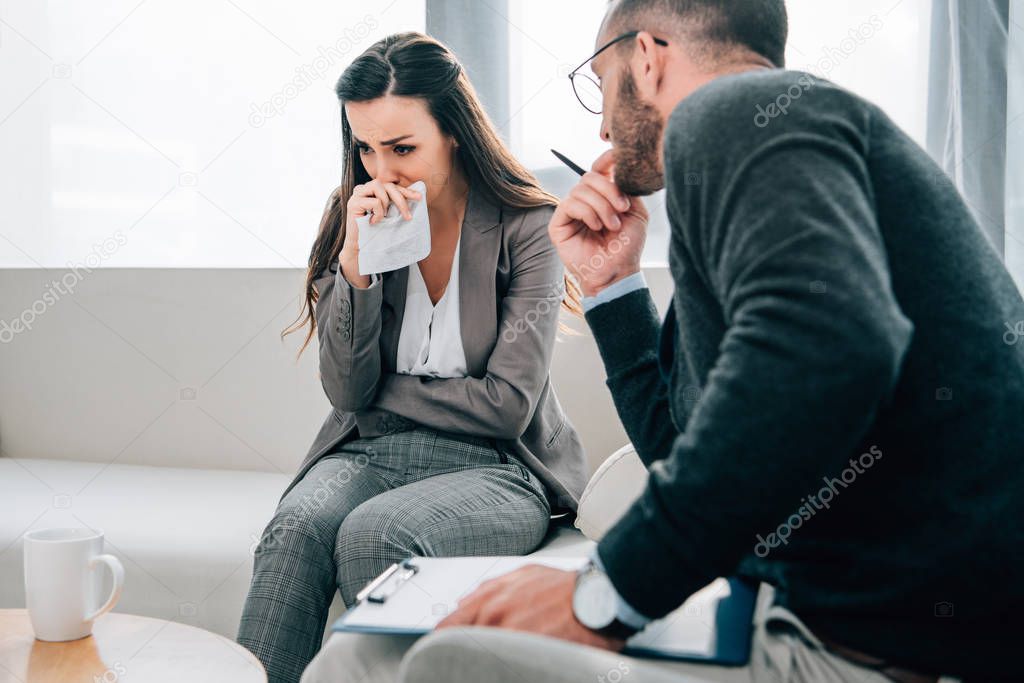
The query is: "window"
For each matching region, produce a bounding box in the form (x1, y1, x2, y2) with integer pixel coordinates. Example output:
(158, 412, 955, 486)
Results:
(0, 0, 425, 267)
(0, 1, 934, 268)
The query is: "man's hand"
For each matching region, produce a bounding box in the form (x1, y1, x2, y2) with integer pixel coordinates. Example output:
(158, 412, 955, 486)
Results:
(548, 150, 648, 298)
(436, 564, 626, 651)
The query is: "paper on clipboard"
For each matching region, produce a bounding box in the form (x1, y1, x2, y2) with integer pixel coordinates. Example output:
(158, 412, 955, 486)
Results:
(331, 556, 757, 665)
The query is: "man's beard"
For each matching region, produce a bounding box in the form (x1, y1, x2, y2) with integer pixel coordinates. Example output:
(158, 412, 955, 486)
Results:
(609, 70, 665, 196)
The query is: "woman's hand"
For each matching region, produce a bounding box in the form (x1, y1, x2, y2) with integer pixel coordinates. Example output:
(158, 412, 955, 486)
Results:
(339, 180, 423, 289)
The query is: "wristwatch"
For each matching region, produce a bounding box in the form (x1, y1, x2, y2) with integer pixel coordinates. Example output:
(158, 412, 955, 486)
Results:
(572, 560, 640, 640)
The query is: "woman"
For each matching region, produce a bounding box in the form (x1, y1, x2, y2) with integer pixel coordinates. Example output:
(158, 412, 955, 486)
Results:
(236, 32, 588, 683)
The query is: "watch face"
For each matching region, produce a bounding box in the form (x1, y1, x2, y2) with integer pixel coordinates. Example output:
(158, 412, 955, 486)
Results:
(573, 570, 619, 630)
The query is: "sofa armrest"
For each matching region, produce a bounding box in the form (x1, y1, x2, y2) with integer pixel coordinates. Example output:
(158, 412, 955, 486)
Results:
(573, 444, 648, 542)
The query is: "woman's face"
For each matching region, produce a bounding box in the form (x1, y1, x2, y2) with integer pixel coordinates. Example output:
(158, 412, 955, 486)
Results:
(345, 95, 458, 205)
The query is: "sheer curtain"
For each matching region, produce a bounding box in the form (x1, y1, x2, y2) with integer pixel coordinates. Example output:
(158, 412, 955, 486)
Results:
(1009, 0, 1023, 289)
(927, 0, 1023, 290)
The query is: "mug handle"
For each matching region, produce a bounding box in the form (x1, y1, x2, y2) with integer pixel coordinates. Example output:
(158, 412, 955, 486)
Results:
(84, 554, 125, 622)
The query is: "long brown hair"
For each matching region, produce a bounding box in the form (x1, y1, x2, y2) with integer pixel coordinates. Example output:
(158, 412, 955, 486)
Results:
(283, 31, 582, 358)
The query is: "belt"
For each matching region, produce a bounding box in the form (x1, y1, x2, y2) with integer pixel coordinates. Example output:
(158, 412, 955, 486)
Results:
(818, 634, 940, 683)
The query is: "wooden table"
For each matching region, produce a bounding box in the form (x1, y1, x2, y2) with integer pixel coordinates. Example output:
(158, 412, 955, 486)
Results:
(0, 610, 266, 683)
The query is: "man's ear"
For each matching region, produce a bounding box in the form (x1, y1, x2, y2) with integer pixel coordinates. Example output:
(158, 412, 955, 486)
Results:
(631, 30, 665, 99)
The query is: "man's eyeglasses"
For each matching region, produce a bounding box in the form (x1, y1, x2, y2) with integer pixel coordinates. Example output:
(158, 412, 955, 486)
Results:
(568, 31, 669, 115)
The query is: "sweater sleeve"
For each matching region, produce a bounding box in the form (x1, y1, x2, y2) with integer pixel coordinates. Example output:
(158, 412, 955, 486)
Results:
(584, 288, 678, 467)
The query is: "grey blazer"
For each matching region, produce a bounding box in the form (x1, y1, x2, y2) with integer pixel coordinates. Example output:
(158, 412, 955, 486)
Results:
(280, 185, 589, 513)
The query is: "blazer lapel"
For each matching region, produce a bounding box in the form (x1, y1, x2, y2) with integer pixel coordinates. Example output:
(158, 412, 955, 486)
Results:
(381, 266, 408, 373)
(459, 187, 502, 378)
(379, 185, 502, 377)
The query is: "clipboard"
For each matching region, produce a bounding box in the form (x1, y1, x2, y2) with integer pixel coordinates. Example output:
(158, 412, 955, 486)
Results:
(331, 556, 757, 665)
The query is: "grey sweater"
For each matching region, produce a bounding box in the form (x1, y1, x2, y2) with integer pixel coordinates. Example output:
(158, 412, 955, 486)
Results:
(588, 69, 1024, 678)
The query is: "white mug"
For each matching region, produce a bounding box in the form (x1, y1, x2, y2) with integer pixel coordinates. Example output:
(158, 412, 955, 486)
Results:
(23, 527, 125, 641)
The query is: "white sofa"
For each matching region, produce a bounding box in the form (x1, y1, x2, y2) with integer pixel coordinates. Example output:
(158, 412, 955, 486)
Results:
(0, 268, 669, 645)
(0, 446, 647, 644)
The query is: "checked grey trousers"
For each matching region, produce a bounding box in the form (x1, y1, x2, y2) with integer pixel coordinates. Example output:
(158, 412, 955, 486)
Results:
(235, 427, 552, 683)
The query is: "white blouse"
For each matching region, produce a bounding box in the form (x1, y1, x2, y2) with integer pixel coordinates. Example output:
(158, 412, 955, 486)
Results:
(395, 234, 468, 378)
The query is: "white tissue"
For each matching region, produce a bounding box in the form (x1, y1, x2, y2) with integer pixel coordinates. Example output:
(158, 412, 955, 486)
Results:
(356, 180, 431, 276)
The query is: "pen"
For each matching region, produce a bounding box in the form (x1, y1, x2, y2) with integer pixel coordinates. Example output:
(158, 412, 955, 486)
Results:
(550, 148, 587, 177)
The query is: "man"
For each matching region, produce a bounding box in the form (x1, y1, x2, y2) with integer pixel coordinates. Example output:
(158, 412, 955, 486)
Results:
(395, 0, 1024, 681)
